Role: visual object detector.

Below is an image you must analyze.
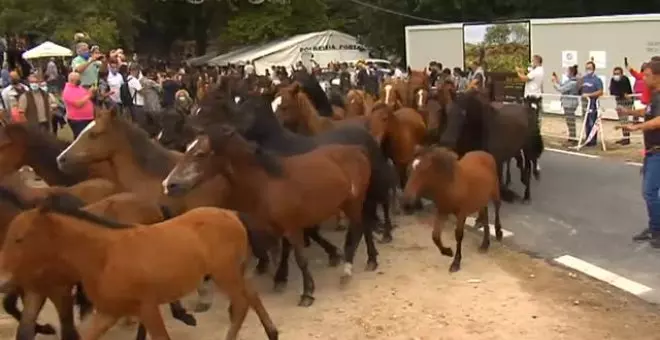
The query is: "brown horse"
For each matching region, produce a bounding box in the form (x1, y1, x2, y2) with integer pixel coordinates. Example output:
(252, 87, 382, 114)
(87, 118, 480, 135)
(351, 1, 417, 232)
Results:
(54, 108, 241, 312)
(0, 185, 198, 340)
(345, 89, 374, 118)
(406, 68, 430, 108)
(369, 104, 427, 197)
(273, 82, 337, 135)
(162, 124, 377, 306)
(0, 123, 116, 186)
(402, 147, 503, 272)
(379, 78, 406, 110)
(1, 194, 279, 340)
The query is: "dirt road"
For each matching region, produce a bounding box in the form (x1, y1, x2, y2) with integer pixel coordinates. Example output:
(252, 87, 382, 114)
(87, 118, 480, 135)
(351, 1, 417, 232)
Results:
(0, 213, 658, 340)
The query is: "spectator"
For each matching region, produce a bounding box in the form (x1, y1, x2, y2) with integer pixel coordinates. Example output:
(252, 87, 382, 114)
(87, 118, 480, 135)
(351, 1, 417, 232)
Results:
(618, 60, 660, 247)
(161, 72, 181, 109)
(467, 60, 485, 90)
(628, 62, 650, 106)
(453, 67, 468, 91)
(610, 66, 634, 145)
(552, 65, 579, 145)
(1, 71, 28, 122)
(17, 74, 53, 131)
(127, 64, 148, 130)
(71, 42, 103, 89)
(62, 72, 95, 138)
(517, 54, 544, 113)
(45, 57, 59, 92)
(1, 63, 10, 88)
(580, 60, 604, 147)
(106, 58, 124, 107)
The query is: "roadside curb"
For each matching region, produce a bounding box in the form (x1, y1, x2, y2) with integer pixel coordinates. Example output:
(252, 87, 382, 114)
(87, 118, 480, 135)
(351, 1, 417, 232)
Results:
(546, 148, 643, 166)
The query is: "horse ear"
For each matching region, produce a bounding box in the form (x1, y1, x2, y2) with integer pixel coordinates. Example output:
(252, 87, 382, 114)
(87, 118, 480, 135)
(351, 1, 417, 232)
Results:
(290, 82, 302, 94)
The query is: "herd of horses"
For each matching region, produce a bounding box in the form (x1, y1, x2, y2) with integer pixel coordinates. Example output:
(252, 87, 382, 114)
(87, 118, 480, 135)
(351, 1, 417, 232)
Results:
(0, 68, 543, 339)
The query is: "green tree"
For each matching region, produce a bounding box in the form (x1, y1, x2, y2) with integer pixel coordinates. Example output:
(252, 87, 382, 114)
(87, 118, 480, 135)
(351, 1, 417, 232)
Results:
(483, 24, 512, 45)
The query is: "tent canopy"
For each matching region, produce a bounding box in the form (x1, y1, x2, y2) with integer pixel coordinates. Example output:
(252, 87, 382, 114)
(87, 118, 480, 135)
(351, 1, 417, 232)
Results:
(209, 30, 370, 74)
(22, 41, 73, 59)
(186, 51, 220, 67)
(207, 45, 259, 66)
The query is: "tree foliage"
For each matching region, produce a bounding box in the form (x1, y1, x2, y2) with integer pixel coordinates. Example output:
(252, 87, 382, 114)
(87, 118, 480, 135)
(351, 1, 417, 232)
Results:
(0, 0, 655, 60)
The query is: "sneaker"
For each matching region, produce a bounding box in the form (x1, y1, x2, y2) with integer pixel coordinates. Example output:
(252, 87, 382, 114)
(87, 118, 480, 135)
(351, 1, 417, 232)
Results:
(632, 229, 652, 242)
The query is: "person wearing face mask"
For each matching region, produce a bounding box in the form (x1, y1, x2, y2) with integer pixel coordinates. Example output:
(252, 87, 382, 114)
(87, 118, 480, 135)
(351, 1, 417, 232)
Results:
(16, 74, 52, 131)
(1, 71, 28, 122)
(609, 66, 634, 145)
(579, 61, 604, 147)
(62, 72, 95, 138)
(71, 42, 102, 89)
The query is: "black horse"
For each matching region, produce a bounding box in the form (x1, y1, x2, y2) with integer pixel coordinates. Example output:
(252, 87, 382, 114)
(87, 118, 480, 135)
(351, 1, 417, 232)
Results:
(436, 89, 543, 202)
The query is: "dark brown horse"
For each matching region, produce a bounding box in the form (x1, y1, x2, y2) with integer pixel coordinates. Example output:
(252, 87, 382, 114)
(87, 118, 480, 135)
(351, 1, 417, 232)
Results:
(402, 147, 503, 272)
(162, 124, 377, 307)
(1, 193, 279, 340)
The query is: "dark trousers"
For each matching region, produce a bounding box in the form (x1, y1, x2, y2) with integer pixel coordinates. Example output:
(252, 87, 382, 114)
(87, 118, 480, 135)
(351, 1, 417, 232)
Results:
(643, 152, 660, 233)
(564, 107, 577, 139)
(52, 115, 66, 135)
(68, 119, 93, 139)
(584, 107, 598, 146)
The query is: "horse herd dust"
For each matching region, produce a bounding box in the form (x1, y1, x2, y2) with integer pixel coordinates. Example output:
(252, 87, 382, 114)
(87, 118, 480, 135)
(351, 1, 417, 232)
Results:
(0, 202, 657, 339)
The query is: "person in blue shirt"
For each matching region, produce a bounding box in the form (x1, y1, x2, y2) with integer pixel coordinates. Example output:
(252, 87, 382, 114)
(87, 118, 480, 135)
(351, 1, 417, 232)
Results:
(580, 61, 604, 147)
(618, 60, 660, 247)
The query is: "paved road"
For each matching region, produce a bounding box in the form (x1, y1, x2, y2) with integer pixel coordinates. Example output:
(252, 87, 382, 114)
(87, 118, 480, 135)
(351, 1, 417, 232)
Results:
(499, 150, 660, 303)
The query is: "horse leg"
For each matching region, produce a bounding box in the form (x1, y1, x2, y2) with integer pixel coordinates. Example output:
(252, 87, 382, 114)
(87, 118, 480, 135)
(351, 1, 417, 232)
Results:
(497, 161, 517, 202)
(213, 265, 278, 340)
(494, 198, 504, 241)
(16, 290, 47, 340)
(168, 300, 196, 326)
(335, 212, 347, 231)
(49, 286, 80, 340)
(136, 304, 171, 340)
(379, 198, 394, 244)
(306, 225, 342, 267)
(193, 276, 214, 313)
(80, 311, 118, 340)
(505, 159, 512, 186)
(302, 229, 312, 248)
(287, 231, 316, 307)
(431, 214, 453, 257)
(522, 151, 532, 203)
(477, 207, 491, 252)
(273, 238, 291, 292)
(74, 283, 93, 321)
(2, 288, 56, 335)
(449, 215, 467, 273)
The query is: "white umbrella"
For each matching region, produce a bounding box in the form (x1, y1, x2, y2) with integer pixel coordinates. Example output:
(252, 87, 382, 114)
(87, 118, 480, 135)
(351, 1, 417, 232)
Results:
(22, 41, 73, 59)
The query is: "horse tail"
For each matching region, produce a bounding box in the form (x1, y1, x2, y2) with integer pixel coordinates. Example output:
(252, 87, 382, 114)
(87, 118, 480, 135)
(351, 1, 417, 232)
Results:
(236, 211, 270, 265)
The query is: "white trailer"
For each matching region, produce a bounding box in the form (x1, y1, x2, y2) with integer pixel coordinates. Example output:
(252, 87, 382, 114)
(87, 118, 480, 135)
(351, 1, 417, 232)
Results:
(405, 14, 660, 118)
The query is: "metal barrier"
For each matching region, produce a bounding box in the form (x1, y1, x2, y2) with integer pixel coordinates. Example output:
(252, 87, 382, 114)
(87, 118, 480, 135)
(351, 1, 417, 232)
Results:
(539, 93, 644, 151)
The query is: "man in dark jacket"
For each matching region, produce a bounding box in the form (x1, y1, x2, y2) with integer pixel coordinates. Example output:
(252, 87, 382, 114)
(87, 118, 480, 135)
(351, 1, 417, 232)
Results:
(610, 66, 634, 145)
(17, 74, 52, 131)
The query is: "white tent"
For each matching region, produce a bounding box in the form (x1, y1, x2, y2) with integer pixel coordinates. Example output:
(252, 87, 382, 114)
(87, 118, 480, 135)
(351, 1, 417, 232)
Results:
(217, 30, 370, 74)
(207, 45, 259, 66)
(22, 41, 73, 59)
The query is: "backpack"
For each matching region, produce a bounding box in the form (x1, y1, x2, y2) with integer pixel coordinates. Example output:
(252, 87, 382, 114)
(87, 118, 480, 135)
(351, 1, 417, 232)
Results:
(120, 74, 134, 107)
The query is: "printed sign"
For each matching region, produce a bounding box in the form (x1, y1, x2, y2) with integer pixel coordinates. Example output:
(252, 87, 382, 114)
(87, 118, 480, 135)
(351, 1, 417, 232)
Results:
(299, 44, 367, 52)
(562, 50, 577, 67)
(589, 51, 607, 69)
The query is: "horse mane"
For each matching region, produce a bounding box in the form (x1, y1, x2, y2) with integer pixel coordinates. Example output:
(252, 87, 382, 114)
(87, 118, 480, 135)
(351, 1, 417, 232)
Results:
(205, 125, 284, 177)
(0, 185, 30, 210)
(292, 72, 333, 117)
(115, 118, 178, 177)
(4, 124, 83, 185)
(427, 147, 459, 181)
(39, 192, 133, 229)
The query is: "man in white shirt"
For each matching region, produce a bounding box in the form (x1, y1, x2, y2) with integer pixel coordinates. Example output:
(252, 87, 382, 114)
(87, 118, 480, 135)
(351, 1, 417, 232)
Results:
(126, 64, 146, 129)
(516, 54, 545, 171)
(106, 59, 124, 105)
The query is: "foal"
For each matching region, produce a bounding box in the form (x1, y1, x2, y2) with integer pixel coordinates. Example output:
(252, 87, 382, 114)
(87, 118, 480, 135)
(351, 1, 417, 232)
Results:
(402, 147, 503, 272)
(1, 193, 278, 340)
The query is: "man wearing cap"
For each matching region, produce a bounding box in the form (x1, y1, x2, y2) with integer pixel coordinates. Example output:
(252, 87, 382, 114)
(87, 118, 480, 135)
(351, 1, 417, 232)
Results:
(71, 42, 103, 89)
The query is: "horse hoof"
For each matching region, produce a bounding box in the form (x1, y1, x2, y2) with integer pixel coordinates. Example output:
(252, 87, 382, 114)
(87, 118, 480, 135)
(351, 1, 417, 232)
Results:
(495, 230, 503, 241)
(273, 281, 287, 293)
(328, 254, 342, 267)
(174, 313, 197, 327)
(365, 260, 378, 272)
(298, 295, 315, 307)
(193, 302, 212, 313)
(379, 234, 393, 244)
(449, 262, 461, 273)
(36, 323, 57, 335)
(478, 244, 490, 253)
(339, 274, 352, 286)
(440, 247, 454, 257)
